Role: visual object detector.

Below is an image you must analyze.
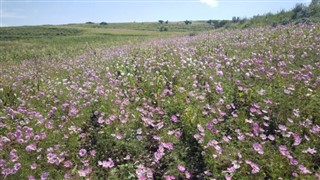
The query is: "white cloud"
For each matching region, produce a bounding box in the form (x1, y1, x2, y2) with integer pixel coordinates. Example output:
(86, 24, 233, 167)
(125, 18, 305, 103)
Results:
(199, 0, 218, 8)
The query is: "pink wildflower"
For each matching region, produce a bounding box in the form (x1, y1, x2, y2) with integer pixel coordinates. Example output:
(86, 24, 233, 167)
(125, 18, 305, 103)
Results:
(64, 160, 73, 168)
(299, 165, 311, 174)
(253, 143, 264, 154)
(98, 158, 114, 168)
(303, 147, 317, 154)
(68, 106, 78, 117)
(165, 175, 176, 180)
(292, 133, 302, 146)
(171, 115, 179, 123)
(185, 171, 191, 179)
(278, 124, 287, 131)
(215, 82, 223, 94)
(162, 142, 174, 150)
(31, 163, 37, 170)
(26, 143, 37, 152)
(79, 149, 87, 157)
(41, 172, 49, 180)
(177, 164, 185, 172)
(245, 160, 260, 174)
(252, 123, 259, 136)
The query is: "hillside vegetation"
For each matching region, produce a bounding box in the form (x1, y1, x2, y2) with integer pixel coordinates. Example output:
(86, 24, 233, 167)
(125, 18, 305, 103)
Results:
(216, 1, 320, 29)
(1, 1, 320, 179)
(1, 23, 320, 179)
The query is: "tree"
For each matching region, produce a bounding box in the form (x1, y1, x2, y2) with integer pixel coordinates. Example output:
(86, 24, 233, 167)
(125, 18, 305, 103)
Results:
(239, 17, 247, 24)
(292, 4, 308, 19)
(232, 17, 241, 23)
(159, 26, 168, 32)
(232, 17, 237, 23)
(310, 0, 320, 6)
(165, 20, 169, 24)
(217, 20, 228, 28)
(100, 22, 108, 25)
(184, 20, 192, 25)
(158, 20, 164, 24)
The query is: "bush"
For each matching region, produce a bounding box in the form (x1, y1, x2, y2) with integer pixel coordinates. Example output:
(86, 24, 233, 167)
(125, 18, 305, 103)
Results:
(189, 32, 197, 36)
(159, 26, 168, 32)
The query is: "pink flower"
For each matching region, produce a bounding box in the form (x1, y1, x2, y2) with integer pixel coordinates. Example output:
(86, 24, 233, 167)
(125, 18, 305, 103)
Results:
(79, 149, 87, 157)
(61, 103, 69, 109)
(171, 115, 179, 123)
(90, 150, 96, 156)
(252, 123, 259, 136)
(162, 142, 174, 150)
(303, 147, 317, 154)
(29, 176, 36, 180)
(225, 174, 232, 180)
(214, 145, 222, 154)
(268, 134, 275, 141)
(26, 143, 37, 152)
(78, 169, 87, 177)
(299, 165, 311, 174)
(13, 163, 21, 171)
(31, 163, 37, 170)
(165, 175, 176, 180)
(64, 160, 73, 168)
(97, 117, 104, 124)
(278, 145, 291, 157)
(245, 160, 260, 174)
(68, 106, 78, 117)
(278, 124, 287, 131)
(185, 171, 191, 179)
(215, 82, 223, 94)
(290, 158, 298, 165)
(98, 158, 114, 168)
(175, 131, 182, 138)
(292, 133, 302, 146)
(177, 164, 185, 172)
(197, 124, 205, 133)
(178, 87, 185, 93)
(41, 172, 49, 180)
(64, 173, 71, 179)
(253, 143, 264, 154)
(10, 149, 19, 162)
(227, 166, 236, 173)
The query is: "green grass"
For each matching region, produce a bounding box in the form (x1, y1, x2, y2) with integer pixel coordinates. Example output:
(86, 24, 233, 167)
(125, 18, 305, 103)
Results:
(73, 21, 214, 32)
(0, 22, 212, 63)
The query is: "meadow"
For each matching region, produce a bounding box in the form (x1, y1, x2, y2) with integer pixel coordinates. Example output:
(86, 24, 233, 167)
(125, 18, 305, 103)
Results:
(0, 22, 212, 63)
(0, 22, 320, 179)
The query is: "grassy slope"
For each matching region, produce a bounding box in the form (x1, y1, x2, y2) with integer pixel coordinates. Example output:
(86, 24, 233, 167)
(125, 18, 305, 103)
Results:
(0, 22, 211, 63)
(1, 24, 319, 179)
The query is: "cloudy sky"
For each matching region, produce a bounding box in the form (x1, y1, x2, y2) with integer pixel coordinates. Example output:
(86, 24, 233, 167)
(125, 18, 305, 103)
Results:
(1, 0, 311, 27)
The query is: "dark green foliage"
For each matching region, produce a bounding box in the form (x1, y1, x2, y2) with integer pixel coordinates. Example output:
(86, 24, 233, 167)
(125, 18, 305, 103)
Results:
(159, 26, 168, 32)
(184, 20, 192, 25)
(0, 26, 82, 41)
(244, 2, 320, 28)
(100, 22, 108, 25)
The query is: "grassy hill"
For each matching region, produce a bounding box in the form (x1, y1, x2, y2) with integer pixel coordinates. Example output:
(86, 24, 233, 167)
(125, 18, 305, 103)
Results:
(0, 21, 213, 62)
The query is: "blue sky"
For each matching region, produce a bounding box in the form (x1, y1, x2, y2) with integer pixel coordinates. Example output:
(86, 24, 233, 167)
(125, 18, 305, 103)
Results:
(1, 0, 311, 27)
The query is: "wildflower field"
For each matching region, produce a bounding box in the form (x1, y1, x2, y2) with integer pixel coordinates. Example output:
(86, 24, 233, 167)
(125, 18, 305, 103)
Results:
(0, 23, 320, 179)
